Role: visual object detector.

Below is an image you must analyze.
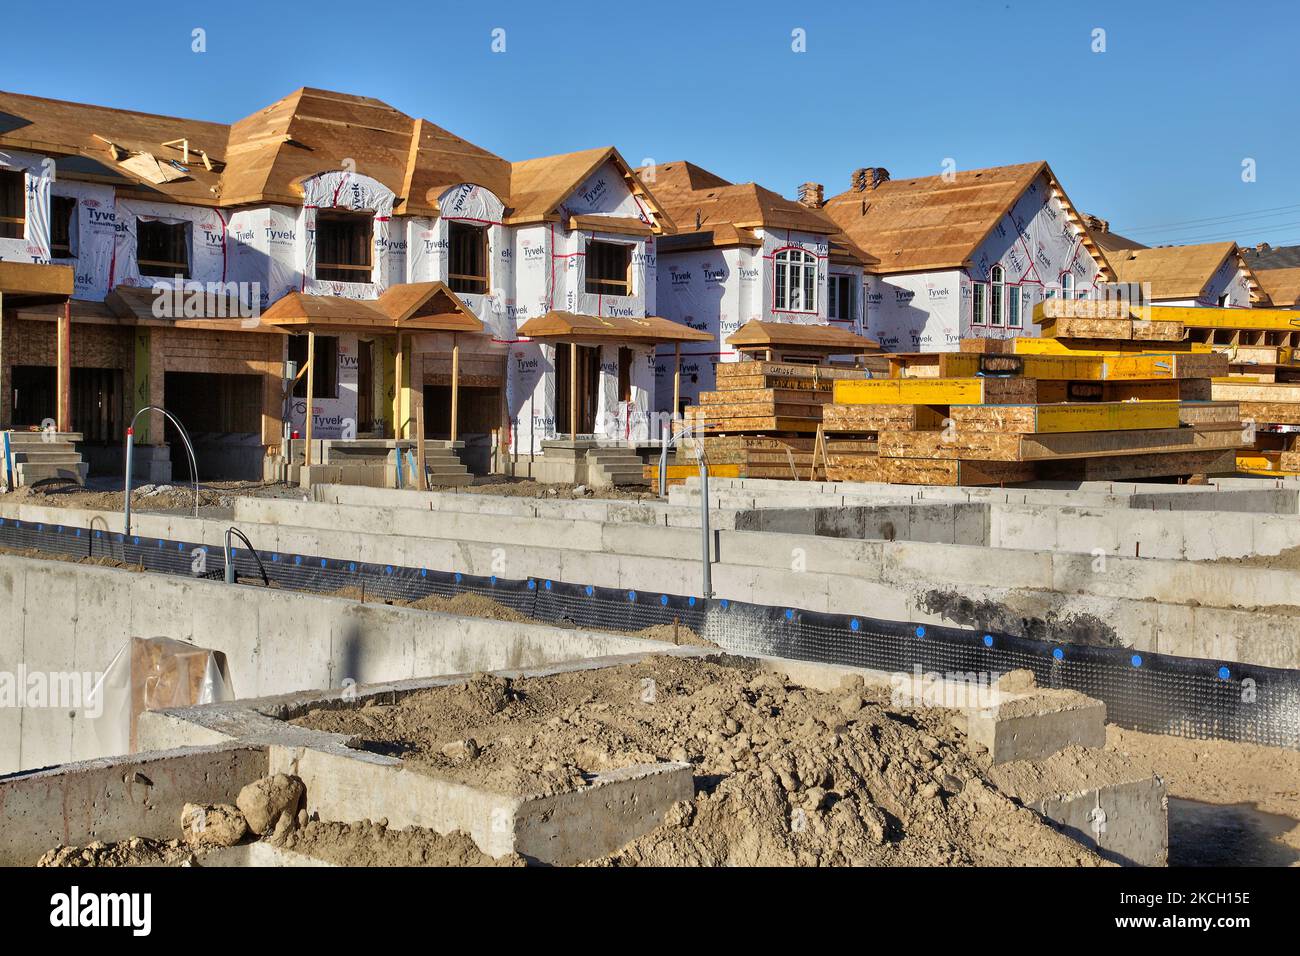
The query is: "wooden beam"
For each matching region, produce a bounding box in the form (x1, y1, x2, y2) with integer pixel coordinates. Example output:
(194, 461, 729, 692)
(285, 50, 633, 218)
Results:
(304, 331, 315, 467)
(394, 333, 405, 440)
(570, 341, 578, 439)
(56, 299, 71, 433)
(673, 342, 681, 424)
(416, 403, 426, 490)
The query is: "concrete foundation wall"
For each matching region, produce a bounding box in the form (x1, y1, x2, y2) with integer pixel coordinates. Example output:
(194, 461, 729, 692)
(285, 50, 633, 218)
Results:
(0, 553, 670, 773)
(0, 744, 267, 867)
(4, 495, 1298, 671)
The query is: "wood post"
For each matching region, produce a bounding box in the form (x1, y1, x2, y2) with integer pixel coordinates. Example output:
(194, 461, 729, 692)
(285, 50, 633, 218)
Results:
(304, 331, 315, 467)
(673, 341, 681, 426)
(0, 290, 6, 429)
(569, 341, 578, 440)
(56, 299, 71, 433)
(394, 332, 405, 440)
(450, 334, 460, 445)
(416, 403, 426, 490)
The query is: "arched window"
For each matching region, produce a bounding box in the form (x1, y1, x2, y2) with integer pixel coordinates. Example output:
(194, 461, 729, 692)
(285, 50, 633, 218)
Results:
(774, 248, 817, 312)
(1060, 272, 1074, 300)
(989, 265, 1004, 326)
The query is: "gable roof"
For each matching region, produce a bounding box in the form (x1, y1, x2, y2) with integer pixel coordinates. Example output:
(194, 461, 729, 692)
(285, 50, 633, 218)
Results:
(507, 146, 674, 232)
(822, 161, 1113, 279)
(260, 283, 484, 333)
(640, 161, 876, 266)
(1107, 241, 1265, 302)
(0, 87, 510, 215)
(1253, 267, 1300, 308)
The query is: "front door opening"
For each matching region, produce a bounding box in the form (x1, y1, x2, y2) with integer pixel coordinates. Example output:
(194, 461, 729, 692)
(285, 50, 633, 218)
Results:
(554, 344, 600, 435)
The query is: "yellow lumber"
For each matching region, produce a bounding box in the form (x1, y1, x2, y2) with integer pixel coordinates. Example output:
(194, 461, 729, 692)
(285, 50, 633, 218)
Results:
(1013, 337, 1212, 356)
(832, 377, 1036, 405)
(1145, 305, 1300, 331)
(951, 401, 1181, 434)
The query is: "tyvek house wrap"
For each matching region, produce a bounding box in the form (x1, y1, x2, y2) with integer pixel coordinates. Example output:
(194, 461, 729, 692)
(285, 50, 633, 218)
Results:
(49, 180, 116, 301)
(508, 224, 554, 454)
(865, 270, 963, 352)
(762, 229, 829, 323)
(407, 184, 513, 336)
(965, 172, 1103, 338)
(112, 197, 229, 293)
(652, 248, 737, 411)
(288, 334, 359, 440)
(226, 205, 300, 311)
(0, 149, 52, 265)
(299, 170, 394, 297)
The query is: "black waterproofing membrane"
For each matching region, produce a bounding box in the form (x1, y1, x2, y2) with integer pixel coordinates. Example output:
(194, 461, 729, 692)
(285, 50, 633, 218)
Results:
(2, 515, 1297, 749)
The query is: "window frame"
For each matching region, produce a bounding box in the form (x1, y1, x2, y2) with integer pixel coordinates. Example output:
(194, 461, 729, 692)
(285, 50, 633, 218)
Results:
(1008, 283, 1022, 328)
(0, 169, 25, 240)
(773, 246, 818, 313)
(314, 209, 374, 283)
(50, 195, 77, 259)
(989, 265, 1005, 327)
(827, 273, 857, 323)
(1059, 271, 1074, 301)
(137, 218, 191, 279)
(584, 239, 633, 297)
(972, 281, 987, 325)
(447, 220, 489, 295)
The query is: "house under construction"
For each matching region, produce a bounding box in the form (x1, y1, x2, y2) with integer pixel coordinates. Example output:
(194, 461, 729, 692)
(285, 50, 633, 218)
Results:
(0, 87, 706, 485)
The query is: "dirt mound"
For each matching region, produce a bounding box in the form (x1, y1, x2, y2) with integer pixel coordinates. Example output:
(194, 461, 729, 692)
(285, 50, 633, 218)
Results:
(37, 838, 194, 868)
(293, 656, 1106, 866)
(277, 819, 523, 867)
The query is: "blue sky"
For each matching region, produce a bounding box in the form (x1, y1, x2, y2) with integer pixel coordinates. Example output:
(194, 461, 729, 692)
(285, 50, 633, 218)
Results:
(5, 0, 1296, 247)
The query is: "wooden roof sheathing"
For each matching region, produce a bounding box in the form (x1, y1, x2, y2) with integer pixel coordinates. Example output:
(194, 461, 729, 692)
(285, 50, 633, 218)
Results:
(260, 284, 484, 333)
(507, 146, 673, 232)
(1108, 241, 1248, 301)
(642, 161, 875, 265)
(518, 310, 713, 344)
(0, 87, 511, 214)
(822, 161, 1111, 279)
(1255, 267, 1300, 308)
(725, 319, 881, 352)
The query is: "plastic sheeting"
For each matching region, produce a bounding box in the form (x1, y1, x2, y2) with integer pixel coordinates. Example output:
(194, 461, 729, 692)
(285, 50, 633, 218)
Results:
(49, 180, 117, 300)
(226, 204, 299, 310)
(86, 637, 233, 757)
(0, 149, 52, 264)
(300, 170, 394, 296)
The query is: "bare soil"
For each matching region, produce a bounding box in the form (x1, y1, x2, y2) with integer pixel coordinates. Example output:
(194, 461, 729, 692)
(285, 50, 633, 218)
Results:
(450, 476, 656, 501)
(1106, 725, 1300, 862)
(293, 656, 1106, 866)
(330, 585, 714, 646)
(1209, 544, 1300, 572)
(36, 821, 518, 868)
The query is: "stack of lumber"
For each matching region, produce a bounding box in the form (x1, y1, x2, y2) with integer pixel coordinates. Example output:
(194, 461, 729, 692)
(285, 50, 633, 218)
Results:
(1033, 297, 1185, 343)
(819, 348, 1241, 486)
(680, 361, 874, 479)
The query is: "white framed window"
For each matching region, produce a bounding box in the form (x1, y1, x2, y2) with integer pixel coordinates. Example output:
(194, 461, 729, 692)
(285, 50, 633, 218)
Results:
(774, 247, 817, 312)
(1008, 285, 1022, 327)
(1059, 272, 1074, 300)
(827, 274, 856, 322)
(989, 265, 1004, 326)
(972, 281, 987, 325)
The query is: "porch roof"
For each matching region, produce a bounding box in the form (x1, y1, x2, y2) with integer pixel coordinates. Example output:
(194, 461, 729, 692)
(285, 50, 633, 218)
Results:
(725, 319, 881, 353)
(260, 283, 485, 334)
(0, 262, 74, 304)
(517, 310, 712, 345)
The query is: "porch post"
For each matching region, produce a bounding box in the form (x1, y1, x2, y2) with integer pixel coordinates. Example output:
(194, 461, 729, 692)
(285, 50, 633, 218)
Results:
(394, 332, 405, 439)
(56, 298, 71, 433)
(569, 340, 578, 439)
(304, 330, 316, 467)
(450, 333, 460, 445)
(673, 341, 681, 424)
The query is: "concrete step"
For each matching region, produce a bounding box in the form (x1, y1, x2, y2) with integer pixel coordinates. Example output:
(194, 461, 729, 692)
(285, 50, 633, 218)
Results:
(425, 473, 473, 487)
(4, 431, 83, 445)
(14, 461, 88, 486)
(12, 449, 83, 463)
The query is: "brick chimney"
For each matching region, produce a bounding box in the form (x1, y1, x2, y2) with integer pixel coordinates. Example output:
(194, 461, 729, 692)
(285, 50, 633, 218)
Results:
(851, 167, 890, 192)
(797, 182, 824, 208)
